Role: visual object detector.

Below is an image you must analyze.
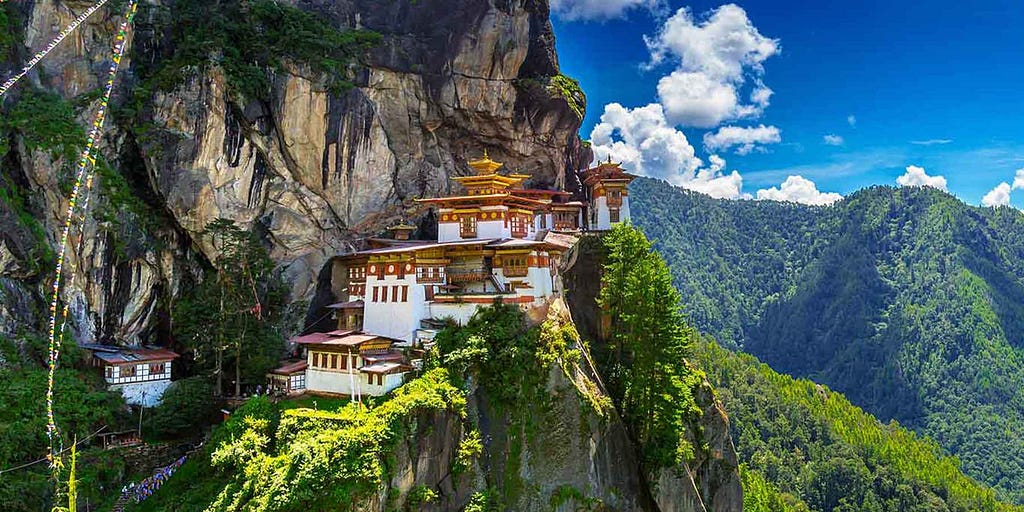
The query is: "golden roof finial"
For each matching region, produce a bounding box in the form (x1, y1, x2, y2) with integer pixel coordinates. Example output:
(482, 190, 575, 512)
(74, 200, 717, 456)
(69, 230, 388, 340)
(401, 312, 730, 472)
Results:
(468, 150, 503, 174)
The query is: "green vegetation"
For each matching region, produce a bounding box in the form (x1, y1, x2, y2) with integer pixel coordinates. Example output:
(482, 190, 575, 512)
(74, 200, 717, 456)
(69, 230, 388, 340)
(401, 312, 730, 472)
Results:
(1, 88, 85, 163)
(173, 219, 288, 397)
(631, 178, 1024, 501)
(0, 4, 23, 61)
(145, 377, 217, 439)
(138, 0, 381, 99)
(699, 338, 1022, 511)
(547, 74, 586, 120)
(0, 180, 55, 275)
(597, 224, 704, 469)
(130, 369, 466, 511)
(0, 334, 129, 511)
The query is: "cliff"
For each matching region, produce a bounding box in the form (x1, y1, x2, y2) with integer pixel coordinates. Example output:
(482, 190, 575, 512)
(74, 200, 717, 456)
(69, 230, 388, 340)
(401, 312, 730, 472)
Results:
(131, 300, 742, 512)
(0, 0, 590, 344)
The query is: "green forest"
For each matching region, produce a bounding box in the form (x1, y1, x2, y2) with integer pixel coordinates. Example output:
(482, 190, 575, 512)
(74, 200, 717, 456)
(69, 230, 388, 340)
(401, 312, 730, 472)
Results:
(630, 177, 1024, 502)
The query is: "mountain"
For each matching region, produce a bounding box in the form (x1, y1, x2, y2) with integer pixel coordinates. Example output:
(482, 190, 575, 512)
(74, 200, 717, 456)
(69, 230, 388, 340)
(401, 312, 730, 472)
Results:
(631, 176, 1024, 502)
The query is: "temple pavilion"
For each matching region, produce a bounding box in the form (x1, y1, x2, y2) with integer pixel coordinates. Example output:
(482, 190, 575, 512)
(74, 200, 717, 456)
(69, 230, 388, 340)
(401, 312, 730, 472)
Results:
(286, 153, 636, 398)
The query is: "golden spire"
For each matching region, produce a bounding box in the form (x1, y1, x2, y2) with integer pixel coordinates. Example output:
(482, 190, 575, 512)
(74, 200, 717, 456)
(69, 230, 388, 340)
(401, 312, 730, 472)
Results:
(468, 150, 503, 174)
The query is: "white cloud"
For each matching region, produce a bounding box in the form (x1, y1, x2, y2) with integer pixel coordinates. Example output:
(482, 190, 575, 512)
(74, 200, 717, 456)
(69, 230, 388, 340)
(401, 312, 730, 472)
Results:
(847, 115, 857, 127)
(823, 134, 844, 146)
(896, 165, 948, 191)
(656, 71, 741, 128)
(550, 0, 665, 21)
(588, 103, 749, 199)
(756, 175, 843, 206)
(1013, 168, 1024, 190)
(703, 124, 781, 155)
(982, 183, 1012, 207)
(910, 139, 953, 146)
(645, 4, 779, 127)
(590, 103, 703, 180)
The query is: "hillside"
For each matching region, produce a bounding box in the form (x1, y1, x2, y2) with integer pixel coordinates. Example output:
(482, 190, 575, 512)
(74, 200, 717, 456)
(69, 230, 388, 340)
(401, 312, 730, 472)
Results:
(698, 337, 1022, 512)
(631, 177, 1024, 502)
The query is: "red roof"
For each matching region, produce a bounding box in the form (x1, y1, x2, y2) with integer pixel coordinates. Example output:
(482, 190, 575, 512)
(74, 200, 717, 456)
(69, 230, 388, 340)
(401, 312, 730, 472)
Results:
(289, 332, 336, 345)
(86, 345, 180, 364)
(271, 360, 308, 375)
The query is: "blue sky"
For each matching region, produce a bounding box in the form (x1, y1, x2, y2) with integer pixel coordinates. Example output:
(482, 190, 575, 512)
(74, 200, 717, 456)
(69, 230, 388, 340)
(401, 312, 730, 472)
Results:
(550, 0, 1024, 207)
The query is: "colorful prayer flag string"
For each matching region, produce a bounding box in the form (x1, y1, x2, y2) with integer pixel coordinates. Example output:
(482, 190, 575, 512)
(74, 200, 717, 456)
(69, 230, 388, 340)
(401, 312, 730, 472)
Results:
(45, 0, 138, 468)
(0, 0, 111, 98)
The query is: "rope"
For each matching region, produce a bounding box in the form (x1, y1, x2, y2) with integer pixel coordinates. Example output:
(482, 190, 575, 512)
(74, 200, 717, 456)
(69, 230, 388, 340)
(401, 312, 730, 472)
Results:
(0, 425, 108, 476)
(0, 0, 112, 97)
(45, 0, 138, 468)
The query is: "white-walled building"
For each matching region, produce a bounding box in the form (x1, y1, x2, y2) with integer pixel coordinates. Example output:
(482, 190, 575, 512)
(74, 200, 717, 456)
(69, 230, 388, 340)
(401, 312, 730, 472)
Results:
(293, 332, 410, 397)
(580, 160, 637, 230)
(84, 345, 179, 407)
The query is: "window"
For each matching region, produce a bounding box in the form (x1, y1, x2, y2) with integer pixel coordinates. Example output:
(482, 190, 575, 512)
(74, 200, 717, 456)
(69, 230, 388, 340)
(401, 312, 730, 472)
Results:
(330, 354, 338, 369)
(392, 285, 400, 302)
(382, 286, 389, 303)
(366, 373, 373, 385)
(425, 285, 435, 300)
(378, 374, 384, 386)
(460, 215, 477, 238)
(609, 208, 620, 223)
(340, 353, 348, 370)
(121, 365, 136, 378)
(510, 215, 526, 237)
(150, 363, 165, 375)
(105, 366, 113, 379)
(312, 353, 320, 367)
(290, 374, 305, 390)
(372, 286, 379, 302)
(401, 285, 408, 302)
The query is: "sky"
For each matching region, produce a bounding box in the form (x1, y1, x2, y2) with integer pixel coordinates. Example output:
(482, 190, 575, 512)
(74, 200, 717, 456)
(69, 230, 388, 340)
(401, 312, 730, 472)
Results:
(549, 0, 1024, 207)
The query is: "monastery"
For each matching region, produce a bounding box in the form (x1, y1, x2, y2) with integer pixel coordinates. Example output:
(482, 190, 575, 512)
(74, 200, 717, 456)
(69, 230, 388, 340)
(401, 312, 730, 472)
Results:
(272, 154, 636, 398)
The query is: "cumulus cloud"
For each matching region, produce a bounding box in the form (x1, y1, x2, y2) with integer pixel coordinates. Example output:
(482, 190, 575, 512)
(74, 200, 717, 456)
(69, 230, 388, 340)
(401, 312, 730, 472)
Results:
(550, 0, 666, 21)
(756, 175, 843, 206)
(847, 115, 857, 127)
(823, 134, 844, 146)
(910, 139, 953, 146)
(645, 4, 779, 127)
(589, 103, 748, 199)
(896, 165, 948, 191)
(982, 183, 1012, 207)
(703, 124, 781, 155)
(1013, 168, 1024, 190)
(590, 102, 702, 179)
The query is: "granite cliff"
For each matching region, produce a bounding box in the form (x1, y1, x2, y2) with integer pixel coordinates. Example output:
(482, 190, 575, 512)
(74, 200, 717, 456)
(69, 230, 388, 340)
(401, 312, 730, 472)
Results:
(0, 0, 589, 344)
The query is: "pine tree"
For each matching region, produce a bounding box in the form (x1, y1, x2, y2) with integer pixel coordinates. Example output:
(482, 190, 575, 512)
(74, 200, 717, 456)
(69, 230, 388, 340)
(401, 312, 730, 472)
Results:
(598, 223, 701, 469)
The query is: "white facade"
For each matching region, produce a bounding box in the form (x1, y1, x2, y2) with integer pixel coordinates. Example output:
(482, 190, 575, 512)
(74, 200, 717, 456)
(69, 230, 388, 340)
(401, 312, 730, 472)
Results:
(592, 195, 631, 230)
(304, 350, 405, 397)
(362, 273, 426, 343)
(115, 380, 173, 407)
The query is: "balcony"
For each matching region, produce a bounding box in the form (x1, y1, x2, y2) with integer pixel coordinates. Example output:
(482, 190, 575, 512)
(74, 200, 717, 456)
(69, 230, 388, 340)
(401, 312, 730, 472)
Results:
(416, 273, 445, 284)
(446, 268, 489, 283)
(502, 266, 529, 277)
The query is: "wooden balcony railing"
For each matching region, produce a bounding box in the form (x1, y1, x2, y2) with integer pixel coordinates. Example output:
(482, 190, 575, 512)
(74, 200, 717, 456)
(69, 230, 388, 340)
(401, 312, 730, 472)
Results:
(502, 266, 528, 277)
(447, 269, 489, 283)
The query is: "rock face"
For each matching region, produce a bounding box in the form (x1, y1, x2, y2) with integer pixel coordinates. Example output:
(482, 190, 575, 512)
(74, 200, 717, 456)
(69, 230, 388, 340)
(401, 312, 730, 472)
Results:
(0, 0, 587, 342)
(562, 235, 745, 512)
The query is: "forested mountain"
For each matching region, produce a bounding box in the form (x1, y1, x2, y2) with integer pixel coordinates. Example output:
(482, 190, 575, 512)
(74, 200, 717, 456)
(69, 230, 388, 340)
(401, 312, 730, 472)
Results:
(698, 338, 1021, 512)
(631, 177, 1024, 502)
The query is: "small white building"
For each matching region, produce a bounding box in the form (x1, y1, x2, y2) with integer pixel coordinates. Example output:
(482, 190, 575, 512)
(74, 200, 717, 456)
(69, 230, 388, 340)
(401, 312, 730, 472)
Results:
(293, 331, 410, 398)
(83, 344, 179, 407)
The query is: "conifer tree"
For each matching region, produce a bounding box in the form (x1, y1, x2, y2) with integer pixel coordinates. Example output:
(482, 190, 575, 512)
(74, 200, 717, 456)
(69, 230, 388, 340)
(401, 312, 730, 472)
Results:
(598, 223, 701, 469)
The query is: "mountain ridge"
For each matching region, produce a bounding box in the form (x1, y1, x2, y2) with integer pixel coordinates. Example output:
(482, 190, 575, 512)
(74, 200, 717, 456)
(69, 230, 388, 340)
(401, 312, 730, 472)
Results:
(631, 176, 1024, 502)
